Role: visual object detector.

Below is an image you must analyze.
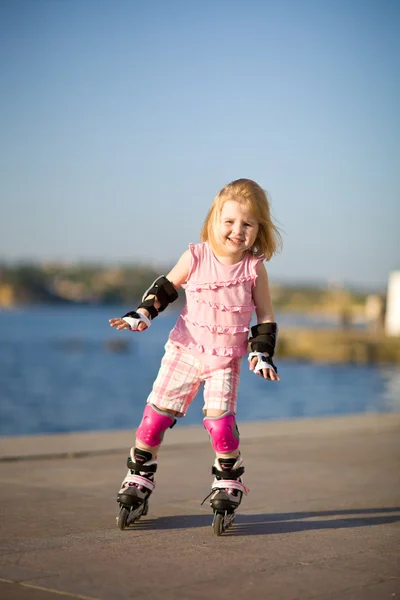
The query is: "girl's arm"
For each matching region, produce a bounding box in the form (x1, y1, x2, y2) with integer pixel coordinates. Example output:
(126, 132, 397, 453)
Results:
(252, 261, 275, 323)
(250, 261, 280, 381)
(165, 249, 191, 290)
(109, 250, 191, 331)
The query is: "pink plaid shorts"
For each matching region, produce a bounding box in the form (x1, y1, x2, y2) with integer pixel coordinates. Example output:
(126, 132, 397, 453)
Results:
(146, 342, 242, 416)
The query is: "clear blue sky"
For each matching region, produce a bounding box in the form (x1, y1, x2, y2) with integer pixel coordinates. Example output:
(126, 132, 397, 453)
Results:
(1, 0, 399, 289)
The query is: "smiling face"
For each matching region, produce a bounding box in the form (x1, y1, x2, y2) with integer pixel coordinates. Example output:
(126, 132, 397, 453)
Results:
(217, 200, 259, 261)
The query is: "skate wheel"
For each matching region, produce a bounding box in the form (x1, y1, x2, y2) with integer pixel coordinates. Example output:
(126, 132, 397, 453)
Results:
(213, 513, 224, 536)
(117, 506, 129, 530)
(141, 500, 149, 517)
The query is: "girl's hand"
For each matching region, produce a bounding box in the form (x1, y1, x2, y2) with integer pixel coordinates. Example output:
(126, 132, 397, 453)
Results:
(109, 309, 150, 332)
(249, 354, 280, 381)
(109, 318, 133, 331)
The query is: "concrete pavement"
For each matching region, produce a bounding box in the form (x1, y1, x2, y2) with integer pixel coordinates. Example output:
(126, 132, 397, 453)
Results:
(0, 413, 399, 600)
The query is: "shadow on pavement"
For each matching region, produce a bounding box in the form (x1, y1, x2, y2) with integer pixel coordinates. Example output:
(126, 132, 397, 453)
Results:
(121, 507, 400, 535)
(123, 513, 210, 530)
(230, 507, 400, 536)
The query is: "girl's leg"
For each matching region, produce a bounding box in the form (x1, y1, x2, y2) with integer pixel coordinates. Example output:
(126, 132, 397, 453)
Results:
(202, 358, 241, 458)
(118, 345, 202, 509)
(141, 341, 202, 452)
(135, 405, 179, 459)
(202, 361, 248, 510)
(117, 405, 180, 511)
(203, 407, 240, 458)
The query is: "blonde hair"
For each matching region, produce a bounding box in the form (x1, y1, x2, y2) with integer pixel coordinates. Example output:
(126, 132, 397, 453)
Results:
(200, 178, 282, 260)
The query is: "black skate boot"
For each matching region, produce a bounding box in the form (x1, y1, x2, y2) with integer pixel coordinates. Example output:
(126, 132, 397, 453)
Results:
(202, 455, 249, 536)
(116, 448, 157, 530)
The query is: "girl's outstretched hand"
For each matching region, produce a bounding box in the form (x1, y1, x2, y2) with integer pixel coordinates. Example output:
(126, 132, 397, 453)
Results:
(249, 354, 280, 381)
(109, 309, 149, 332)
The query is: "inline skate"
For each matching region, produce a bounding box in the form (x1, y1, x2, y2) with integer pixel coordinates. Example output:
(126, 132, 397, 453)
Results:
(202, 455, 248, 536)
(116, 447, 157, 530)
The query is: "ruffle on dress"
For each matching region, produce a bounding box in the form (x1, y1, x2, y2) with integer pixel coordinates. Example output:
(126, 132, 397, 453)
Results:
(182, 314, 250, 334)
(250, 255, 265, 278)
(186, 293, 255, 313)
(183, 274, 255, 291)
(169, 328, 246, 358)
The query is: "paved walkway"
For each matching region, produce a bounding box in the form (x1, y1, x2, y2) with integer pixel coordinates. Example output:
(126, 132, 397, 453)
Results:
(0, 413, 399, 600)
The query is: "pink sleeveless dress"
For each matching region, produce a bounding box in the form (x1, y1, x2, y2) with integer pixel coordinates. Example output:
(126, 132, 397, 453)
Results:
(168, 242, 264, 368)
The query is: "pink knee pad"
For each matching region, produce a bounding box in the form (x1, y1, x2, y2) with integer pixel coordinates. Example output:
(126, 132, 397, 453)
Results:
(136, 404, 176, 448)
(203, 412, 240, 453)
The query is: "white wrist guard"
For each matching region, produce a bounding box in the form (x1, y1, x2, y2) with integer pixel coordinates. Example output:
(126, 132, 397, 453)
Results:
(122, 311, 151, 331)
(248, 351, 277, 375)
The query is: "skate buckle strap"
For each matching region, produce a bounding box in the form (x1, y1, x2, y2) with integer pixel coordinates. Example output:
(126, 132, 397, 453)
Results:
(211, 479, 249, 495)
(212, 465, 245, 479)
(122, 474, 155, 492)
(127, 456, 158, 473)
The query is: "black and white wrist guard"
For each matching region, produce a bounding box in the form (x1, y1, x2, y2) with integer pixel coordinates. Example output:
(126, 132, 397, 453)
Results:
(248, 322, 278, 375)
(248, 352, 278, 375)
(137, 275, 178, 320)
(248, 322, 278, 356)
(122, 311, 152, 331)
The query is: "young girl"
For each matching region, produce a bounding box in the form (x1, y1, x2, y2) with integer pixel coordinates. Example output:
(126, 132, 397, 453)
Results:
(109, 178, 282, 526)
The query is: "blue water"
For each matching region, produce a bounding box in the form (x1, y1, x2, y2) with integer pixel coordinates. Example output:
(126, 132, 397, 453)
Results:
(0, 306, 399, 436)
